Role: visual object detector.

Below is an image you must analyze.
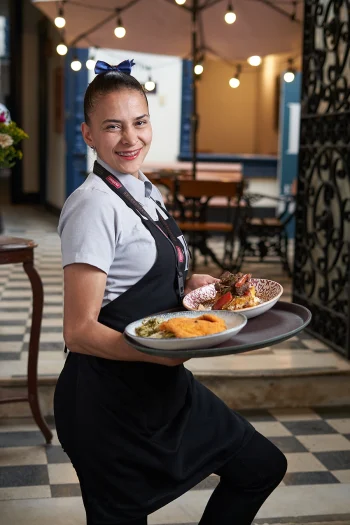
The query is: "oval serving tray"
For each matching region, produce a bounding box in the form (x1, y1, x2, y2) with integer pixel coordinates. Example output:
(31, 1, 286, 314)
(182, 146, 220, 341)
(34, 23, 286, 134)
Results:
(123, 301, 312, 358)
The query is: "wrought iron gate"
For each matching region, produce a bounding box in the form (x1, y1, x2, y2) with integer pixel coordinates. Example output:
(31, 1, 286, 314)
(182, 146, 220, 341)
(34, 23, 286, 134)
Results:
(293, 0, 350, 358)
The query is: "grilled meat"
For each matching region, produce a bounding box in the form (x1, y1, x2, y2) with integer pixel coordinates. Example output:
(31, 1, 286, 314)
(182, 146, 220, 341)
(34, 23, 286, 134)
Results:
(215, 272, 252, 297)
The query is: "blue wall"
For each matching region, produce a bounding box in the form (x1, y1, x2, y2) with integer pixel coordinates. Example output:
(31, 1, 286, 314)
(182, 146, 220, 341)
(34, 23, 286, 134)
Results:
(277, 72, 302, 237)
(278, 72, 302, 197)
(65, 48, 89, 197)
(180, 59, 192, 157)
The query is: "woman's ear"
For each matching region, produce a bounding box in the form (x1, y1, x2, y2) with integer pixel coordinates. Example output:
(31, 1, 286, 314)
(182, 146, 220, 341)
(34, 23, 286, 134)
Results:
(81, 122, 94, 149)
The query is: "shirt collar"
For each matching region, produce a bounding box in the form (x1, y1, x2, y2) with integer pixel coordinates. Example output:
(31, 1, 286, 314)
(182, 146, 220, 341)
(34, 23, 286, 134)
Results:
(96, 157, 152, 202)
(138, 171, 153, 198)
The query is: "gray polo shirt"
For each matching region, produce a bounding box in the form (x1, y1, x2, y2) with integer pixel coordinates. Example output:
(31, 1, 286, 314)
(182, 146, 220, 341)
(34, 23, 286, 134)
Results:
(58, 158, 170, 306)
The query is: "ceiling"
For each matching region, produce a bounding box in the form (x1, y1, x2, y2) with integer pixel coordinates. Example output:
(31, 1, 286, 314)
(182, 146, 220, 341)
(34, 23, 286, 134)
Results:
(32, 0, 303, 61)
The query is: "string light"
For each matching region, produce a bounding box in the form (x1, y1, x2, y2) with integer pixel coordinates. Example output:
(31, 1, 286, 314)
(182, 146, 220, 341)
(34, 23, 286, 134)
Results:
(229, 64, 241, 88)
(175, 0, 186, 4)
(54, 3, 66, 28)
(56, 42, 68, 56)
(71, 57, 82, 71)
(194, 55, 204, 75)
(284, 58, 295, 82)
(86, 57, 96, 70)
(225, 2, 236, 24)
(247, 55, 262, 66)
(194, 63, 203, 75)
(114, 12, 126, 38)
(144, 75, 156, 92)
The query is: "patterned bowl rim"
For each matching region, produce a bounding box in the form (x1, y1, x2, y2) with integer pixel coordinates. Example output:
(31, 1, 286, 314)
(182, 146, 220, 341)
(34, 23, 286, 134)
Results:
(183, 278, 284, 313)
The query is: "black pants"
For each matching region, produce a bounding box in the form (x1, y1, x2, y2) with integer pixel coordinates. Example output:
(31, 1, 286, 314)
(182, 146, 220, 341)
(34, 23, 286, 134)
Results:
(102, 430, 287, 525)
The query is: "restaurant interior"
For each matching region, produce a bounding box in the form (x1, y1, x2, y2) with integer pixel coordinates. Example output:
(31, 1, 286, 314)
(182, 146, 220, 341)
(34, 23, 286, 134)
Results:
(0, 0, 349, 524)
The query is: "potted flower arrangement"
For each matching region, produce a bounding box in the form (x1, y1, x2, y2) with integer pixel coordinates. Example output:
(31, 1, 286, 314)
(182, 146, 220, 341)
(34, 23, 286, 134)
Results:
(0, 109, 28, 168)
(0, 107, 28, 232)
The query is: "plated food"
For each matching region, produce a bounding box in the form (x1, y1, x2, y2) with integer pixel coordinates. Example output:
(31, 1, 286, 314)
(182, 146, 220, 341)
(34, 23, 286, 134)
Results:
(125, 310, 247, 351)
(183, 273, 283, 319)
(135, 313, 227, 339)
(208, 272, 260, 311)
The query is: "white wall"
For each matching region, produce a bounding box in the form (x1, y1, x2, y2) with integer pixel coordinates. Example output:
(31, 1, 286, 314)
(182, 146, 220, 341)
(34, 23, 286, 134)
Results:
(87, 48, 182, 172)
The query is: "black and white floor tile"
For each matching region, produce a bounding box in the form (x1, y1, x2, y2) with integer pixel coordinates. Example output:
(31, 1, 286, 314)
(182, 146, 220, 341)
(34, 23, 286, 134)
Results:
(1, 206, 350, 522)
(0, 407, 349, 524)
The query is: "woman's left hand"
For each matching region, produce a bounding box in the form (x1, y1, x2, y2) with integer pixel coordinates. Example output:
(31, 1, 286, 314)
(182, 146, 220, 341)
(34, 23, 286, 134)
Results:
(184, 273, 220, 296)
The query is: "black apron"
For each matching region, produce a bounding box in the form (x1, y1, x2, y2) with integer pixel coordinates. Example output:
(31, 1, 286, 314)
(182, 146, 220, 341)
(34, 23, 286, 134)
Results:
(54, 162, 255, 524)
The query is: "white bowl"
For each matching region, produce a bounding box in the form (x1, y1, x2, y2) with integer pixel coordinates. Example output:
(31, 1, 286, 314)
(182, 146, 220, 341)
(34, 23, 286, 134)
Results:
(183, 278, 283, 319)
(124, 310, 247, 351)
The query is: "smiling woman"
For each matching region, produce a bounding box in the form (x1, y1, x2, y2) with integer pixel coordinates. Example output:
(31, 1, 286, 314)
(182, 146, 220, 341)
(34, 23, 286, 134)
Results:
(54, 58, 287, 525)
(81, 68, 151, 178)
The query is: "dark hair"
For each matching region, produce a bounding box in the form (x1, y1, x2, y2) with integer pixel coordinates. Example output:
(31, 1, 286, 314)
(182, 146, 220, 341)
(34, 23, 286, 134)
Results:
(84, 71, 148, 125)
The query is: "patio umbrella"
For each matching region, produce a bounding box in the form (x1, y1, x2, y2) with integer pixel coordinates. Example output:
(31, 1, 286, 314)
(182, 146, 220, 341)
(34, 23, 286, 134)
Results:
(32, 0, 303, 178)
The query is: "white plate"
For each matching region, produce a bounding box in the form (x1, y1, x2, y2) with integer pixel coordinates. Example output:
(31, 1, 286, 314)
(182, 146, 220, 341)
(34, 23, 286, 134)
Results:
(183, 278, 283, 319)
(124, 310, 247, 350)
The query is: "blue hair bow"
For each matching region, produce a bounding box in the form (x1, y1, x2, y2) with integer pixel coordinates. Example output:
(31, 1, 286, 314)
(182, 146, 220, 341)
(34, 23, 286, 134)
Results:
(94, 59, 135, 76)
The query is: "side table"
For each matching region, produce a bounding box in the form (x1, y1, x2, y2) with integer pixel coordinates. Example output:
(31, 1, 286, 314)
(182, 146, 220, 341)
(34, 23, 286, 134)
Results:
(0, 236, 53, 443)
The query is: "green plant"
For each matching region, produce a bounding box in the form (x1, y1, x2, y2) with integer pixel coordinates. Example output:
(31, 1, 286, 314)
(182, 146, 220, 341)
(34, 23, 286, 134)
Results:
(0, 113, 28, 168)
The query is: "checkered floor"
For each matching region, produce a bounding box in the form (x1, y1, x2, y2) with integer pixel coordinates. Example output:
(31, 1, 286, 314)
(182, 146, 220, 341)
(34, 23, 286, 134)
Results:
(1, 205, 350, 522)
(0, 407, 349, 524)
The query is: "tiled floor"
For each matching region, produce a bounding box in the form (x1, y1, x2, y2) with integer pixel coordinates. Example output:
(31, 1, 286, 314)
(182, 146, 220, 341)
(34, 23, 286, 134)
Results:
(0, 407, 350, 524)
(1, 204, 349, 381)
(1, 205, 350, 523)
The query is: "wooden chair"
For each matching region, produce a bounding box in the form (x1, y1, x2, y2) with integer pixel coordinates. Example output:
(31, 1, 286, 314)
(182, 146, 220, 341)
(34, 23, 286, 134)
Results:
(0, 236, 53, 443)
(174, 179, 243, 270)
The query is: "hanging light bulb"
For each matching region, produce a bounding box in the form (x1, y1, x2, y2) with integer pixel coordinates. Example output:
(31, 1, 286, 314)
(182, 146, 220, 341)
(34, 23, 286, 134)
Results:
(247, 55, 262, 66)
(114, 12, 126, 38)
(54, 5, 66, 28)
(194, 54, 204, 76)
(194, 63, 204, 75)
(229, 77, 240, 88)
(225, 2, 236, 24)
(145, 75, 156, 92)
(86, 57, 96, 70)
(175, 0, 186, 5)
(229, 64, 241, 88)
(56, 42, 68, 56)
(284, 71, 295, 83)
(284, 58, 296, 82)
(71, 57, 82, 71)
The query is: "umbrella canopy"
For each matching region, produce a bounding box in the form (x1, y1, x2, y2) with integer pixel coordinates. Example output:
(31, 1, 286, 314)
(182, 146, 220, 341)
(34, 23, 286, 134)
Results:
(32, 0, 303, 61)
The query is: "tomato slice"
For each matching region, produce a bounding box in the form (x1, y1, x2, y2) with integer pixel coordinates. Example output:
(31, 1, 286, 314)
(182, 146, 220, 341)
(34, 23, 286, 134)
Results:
(235, 274, 251, 287)
(212, 292, 233, 310)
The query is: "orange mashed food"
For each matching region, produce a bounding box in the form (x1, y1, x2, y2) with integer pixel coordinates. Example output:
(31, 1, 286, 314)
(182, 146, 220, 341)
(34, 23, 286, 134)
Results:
(159, 314, 226, 339)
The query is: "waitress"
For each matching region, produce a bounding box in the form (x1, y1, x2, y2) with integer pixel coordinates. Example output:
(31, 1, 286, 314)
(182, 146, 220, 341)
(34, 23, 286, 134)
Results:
(54, 59, 287, 525)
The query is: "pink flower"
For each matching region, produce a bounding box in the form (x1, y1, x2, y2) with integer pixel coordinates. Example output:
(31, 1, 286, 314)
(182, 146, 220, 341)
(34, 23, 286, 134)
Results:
(0, 112, 7, 123)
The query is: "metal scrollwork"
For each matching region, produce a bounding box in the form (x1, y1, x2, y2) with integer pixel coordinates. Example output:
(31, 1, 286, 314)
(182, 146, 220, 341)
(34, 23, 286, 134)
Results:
(293, 0, 350, 357)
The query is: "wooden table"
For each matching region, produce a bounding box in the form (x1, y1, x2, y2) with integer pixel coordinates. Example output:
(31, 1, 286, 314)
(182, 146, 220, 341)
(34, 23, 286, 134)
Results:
(143, 165, 242, 184)
(143, 160, 242, 177)
(0, 237, 53, 443)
